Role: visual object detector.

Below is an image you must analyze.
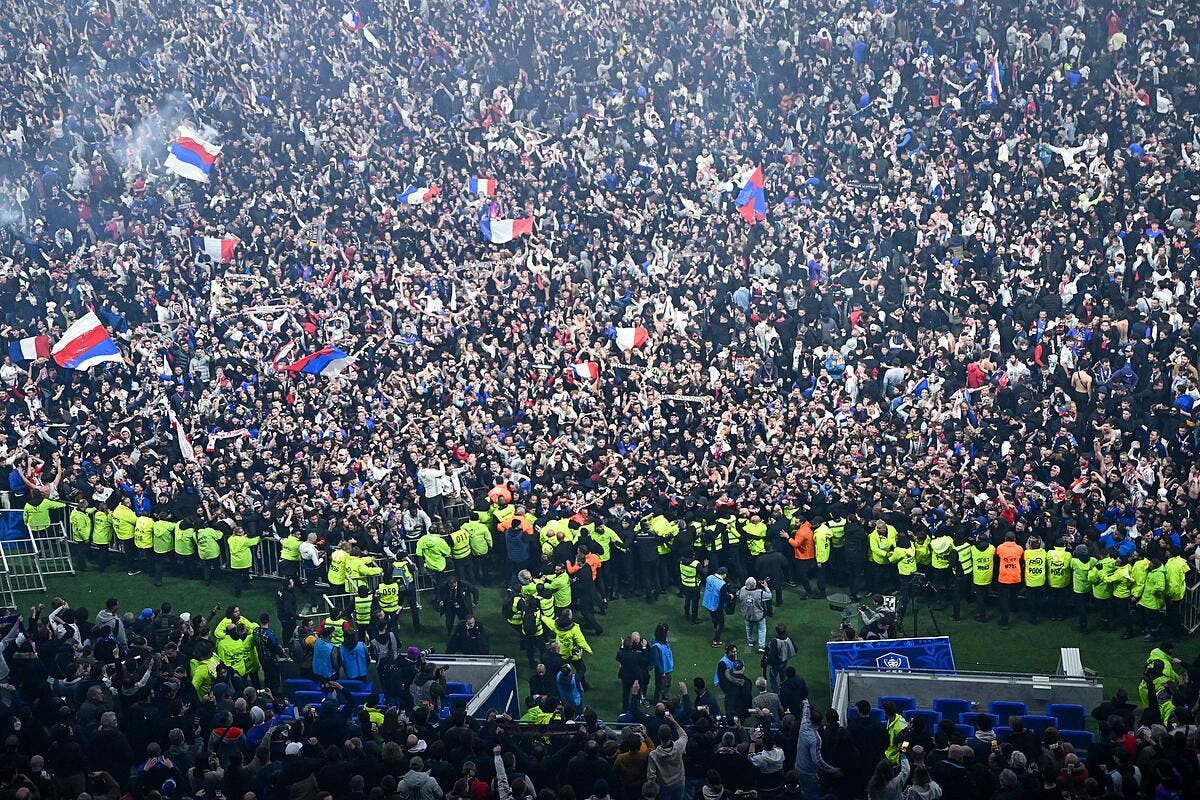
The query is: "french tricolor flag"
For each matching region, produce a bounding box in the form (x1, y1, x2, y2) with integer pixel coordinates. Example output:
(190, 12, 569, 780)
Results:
(480, 216, 534, 244)
(566, 362, 600, 382)
(468, 177, 497, 196)
(397, 185, 441, 205)
(52, 312, 124, 371)
(190, 235, 239, 263)
(165, 135, 221, 183)
(283, 346, 355, 378)
(8, 335, 50, 363)
(614, 326, 649, 351)
(341, 9, 364, 32)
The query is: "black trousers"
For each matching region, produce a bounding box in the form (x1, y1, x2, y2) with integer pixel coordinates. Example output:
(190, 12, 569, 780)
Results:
(683, 587, 700, 620)
(70, 541, 89, 570)
(998, 583, 1017, 625)
(123, 543, 139, 572)
(1075, 592, 1090, 630)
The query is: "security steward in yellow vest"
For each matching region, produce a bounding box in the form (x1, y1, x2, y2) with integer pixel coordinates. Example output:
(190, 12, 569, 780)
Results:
(1046, 539, 1073, 620)
(448, 523, 475, 584)
(69, 498, 93, 571)
(715, 510, 743, 578)
(951, 531, 974, 621)
(813, 516, 832, 596)
(279, 531, 303, 580)
(1022, 536, 1048, 625)
(507, 589, 542, 668)
(970, 534, 995, 622)
(868, 521, 898, 595)
(929, 530, 954, 595)
(888, 535, 918, 623)
(354, 585, 375, 630)
(679, 551, 702, 623)
(385, 554, 421, 632)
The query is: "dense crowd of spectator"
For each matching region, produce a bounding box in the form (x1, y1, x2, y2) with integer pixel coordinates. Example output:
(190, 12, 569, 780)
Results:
(2, 0, 1200, 795)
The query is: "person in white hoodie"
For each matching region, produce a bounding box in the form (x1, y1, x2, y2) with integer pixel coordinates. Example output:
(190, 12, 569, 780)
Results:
(902, 765, 942, 800)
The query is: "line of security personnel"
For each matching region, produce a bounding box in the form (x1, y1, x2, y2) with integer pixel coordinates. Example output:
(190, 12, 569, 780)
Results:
(64, 497, 258, 591)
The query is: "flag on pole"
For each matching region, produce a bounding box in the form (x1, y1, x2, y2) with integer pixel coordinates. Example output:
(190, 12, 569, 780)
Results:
(614, 326, 649, 351)
(985, 53, 1003, 103)
(164, 135, 221, 183)
(735, 165, 767, 225)
(7, 335, 50, 363)
(189, 235, 239, 263)
(480, 216, 534, 243)
(51, 312, 124, 370)
(282, 346, 355, 378)
(165, 402, 197, 462)
(468, 177, 497, 196)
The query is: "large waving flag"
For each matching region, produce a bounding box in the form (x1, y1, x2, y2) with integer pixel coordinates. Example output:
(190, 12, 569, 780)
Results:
(52, 312, 124, 370)
(468, 177, 497, 196)
(735, 165, 767, 224)
(8, 335, 50, 363)
(614, 326, 649, 351)
(341, 9, 364, 31)
(985, 53, 1003, 104)
(282, 346, 354, 378)
(190, 235, 239, 263)
(566, 362, 600, 381)
(480, 216, 534, 244)
(165, 135, 221, 183)
(397, 185, 441, 205)
(165, 402, 197, 463)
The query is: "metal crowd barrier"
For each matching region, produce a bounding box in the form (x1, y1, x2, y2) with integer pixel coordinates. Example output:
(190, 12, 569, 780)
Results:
(1182, 577, 1200, 635)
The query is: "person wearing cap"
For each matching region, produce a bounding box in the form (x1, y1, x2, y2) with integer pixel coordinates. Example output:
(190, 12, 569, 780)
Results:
(399, 754, 443, 800)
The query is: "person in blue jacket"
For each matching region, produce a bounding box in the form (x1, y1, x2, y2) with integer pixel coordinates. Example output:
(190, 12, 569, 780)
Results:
(650, 622, 674, 701)
(701, 566, 731, 647)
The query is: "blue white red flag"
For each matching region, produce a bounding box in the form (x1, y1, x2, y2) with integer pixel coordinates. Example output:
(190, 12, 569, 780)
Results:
(190, 235, 239, 263)
(397, 185, 441, 205)
(468, 177, 497, 196)
(52, 312, 124, 371)
(282, 346, 354, 378)
(8, 336, 50, 363)
(735, 165, 767, 225)
(480, 217, 534, 243)
(165, 135, 220, 183)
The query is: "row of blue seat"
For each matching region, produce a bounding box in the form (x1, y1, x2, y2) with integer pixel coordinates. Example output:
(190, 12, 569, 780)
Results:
(869, 697, 1096, 756)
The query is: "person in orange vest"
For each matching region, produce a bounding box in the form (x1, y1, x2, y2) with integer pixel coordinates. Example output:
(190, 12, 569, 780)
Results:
(786, 516, 816, 598)
(487, 479, 513, 506)
(995, 532, 1024, 630)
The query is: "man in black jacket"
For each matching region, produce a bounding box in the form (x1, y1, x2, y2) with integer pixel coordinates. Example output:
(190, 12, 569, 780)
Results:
(435, 575, 479, 636)
(845, 700, 886, 797)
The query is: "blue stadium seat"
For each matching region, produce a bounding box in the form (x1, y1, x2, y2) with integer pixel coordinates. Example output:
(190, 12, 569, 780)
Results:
(446, 681, 469, 694)
(953, 724, 975, 740)
(902, 709, 942, 728)
(290, 690, 325, 706)
(993, 726, 1011, 741)
(285, 678, 320, 693)
(446, 692, 474, 708)
(339, 679, 373, 694)
(961, 712, 999, 728)
(988, 701, 1027, 722)
(1020, 715, 1058, 739)
(933, 698, 972, 720)
(1046, 704, 1086, 732)
(878, 696, 916, 713)
(869, 708, 886, 724)
(1058, 729, 1095, 757)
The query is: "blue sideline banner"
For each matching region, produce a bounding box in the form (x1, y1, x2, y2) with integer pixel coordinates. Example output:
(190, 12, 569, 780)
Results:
(826, 636, 956, 684)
